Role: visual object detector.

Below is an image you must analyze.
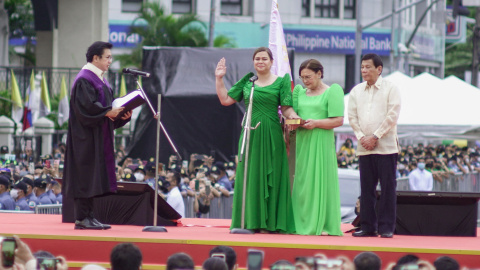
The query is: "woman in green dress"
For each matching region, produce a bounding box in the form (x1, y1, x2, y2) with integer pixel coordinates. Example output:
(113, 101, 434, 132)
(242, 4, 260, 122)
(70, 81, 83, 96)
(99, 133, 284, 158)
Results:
(292, 59, 345, 235)
(215, 47, 298, 233)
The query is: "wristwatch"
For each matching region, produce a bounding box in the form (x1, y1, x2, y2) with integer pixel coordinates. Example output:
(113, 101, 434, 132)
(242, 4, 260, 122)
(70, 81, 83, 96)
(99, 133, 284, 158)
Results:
(373, 134, 379, 140)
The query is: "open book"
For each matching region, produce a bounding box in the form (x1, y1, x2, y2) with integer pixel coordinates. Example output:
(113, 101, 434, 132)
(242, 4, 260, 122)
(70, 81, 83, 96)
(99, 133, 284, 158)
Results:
(112, 90, 146, 119)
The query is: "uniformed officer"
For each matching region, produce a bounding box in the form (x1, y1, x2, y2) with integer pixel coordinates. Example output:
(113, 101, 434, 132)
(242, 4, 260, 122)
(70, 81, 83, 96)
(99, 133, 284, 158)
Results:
(51, 180, 62, 204)
(12, 181, 30, 211)
(0, 175, 15, 210)
(33, 177, 54, 205)
(20, 177, 38, 209)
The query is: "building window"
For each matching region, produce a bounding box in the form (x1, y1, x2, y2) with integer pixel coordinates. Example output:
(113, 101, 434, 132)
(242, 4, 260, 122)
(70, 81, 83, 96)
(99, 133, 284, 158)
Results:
(122, 0, 142, 13)
(172, 0, 193, 14)
(221, 0, 242, 16)
(315, 0, 339, 18)
(303, 0, 355, 19)
(302, 0, 311, 17)
(344, 0, 355, 19)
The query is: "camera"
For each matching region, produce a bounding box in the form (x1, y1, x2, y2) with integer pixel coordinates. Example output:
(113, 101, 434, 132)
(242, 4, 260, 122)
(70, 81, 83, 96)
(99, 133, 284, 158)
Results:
(205, 180, 211, 196)
(1, 237, 16, 267)
(295, 257, 343, 270)
(316, 259, 343, 269)
(37, 257, 59, 270)
(247, 249, 264, 270)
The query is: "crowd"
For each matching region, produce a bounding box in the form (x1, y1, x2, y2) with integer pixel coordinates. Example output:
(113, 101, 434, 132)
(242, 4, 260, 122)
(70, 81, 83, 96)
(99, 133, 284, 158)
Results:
(0, 144, 65, 211)
(114, 147, 236, 218)
(0, 235, 468, 270)
(2, 140, 480, 211)
(338, 141, 480, 177)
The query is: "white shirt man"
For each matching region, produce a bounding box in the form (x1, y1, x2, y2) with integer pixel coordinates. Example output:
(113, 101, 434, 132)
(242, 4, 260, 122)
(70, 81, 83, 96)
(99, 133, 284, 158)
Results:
(348, 53, 401, 239)
(408, 163, 433, 191)
(165, 171, 185, 218)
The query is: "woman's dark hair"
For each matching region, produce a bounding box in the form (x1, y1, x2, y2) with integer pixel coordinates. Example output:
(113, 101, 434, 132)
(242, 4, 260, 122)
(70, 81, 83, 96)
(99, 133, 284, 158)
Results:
(299, 59, 324, 79)
(86, 41, 113, 63)
(252, 47, 273, 61)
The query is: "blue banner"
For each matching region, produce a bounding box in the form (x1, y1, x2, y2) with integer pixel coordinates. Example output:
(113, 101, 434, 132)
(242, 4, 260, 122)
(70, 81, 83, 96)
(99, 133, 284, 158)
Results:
(109, 24, 141, 48)
(284, 29, 391, 55)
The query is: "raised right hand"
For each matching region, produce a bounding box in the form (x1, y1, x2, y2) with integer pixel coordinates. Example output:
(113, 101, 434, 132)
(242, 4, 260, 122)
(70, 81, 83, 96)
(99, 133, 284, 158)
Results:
(215, 57, 227, 78)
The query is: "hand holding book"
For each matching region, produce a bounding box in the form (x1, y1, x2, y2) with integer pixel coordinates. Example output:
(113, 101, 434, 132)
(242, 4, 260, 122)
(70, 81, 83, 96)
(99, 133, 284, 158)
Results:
(111, 90, 146, 120)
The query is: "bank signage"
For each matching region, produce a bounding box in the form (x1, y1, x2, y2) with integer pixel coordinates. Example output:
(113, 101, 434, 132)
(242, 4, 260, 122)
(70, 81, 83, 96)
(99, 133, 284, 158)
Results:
(109, 24, 141, 48)
(284, 29, 391, 55)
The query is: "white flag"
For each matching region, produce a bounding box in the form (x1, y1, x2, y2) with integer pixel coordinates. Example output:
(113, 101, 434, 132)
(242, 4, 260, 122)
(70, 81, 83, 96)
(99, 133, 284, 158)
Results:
(58, 76, 69, 126)
(268, 0, 293, 89)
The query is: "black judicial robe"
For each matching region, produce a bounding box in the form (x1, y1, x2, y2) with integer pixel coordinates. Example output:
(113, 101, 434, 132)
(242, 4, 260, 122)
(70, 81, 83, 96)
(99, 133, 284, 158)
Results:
(63, 69, 129, 199)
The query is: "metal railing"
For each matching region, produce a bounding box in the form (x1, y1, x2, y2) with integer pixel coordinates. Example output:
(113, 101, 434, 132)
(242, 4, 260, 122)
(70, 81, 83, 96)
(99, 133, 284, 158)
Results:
(396, 172, 480, 193)
(183, 192, 234, 219)
(35, 204, 62, 214)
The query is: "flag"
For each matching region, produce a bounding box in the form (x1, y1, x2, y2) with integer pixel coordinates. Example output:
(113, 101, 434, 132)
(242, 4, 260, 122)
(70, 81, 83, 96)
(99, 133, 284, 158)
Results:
(119, 75, 127, 97)
(10, 70, 23, 123)
(39, 71, 51, 118)
(268, 0, 293, 89)
(23, 71, 40, 131)
(22, 71, 34, 130)
(57, 76, 69, 126)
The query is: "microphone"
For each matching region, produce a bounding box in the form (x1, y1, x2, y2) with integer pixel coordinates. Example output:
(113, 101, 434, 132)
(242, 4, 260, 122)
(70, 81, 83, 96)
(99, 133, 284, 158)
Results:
(249, 75, 258, 82)
(122, 68, 151, 78)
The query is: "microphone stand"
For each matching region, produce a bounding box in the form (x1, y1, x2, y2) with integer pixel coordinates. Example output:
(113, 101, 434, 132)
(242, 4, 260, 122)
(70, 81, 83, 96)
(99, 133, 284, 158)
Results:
(134, 77, 182, 161)
(143, 94, 167, 232)
(132, 77, 179, 233)
(231, 75, 259, 235)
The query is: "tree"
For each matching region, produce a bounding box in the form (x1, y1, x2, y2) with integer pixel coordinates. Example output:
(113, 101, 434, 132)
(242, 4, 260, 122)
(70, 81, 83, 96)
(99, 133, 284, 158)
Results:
(117, 2, 236, 69)
(445, 25, 473, 79)
(5, 0, 36, 66)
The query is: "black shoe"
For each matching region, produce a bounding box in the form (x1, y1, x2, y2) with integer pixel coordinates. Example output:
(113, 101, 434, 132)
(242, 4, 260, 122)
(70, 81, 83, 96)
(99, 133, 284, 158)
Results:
(380, 232, 394, 238)
(74, 218, 104, 230)
(352, 230, 378, 237)
(90, 218, 112, 230)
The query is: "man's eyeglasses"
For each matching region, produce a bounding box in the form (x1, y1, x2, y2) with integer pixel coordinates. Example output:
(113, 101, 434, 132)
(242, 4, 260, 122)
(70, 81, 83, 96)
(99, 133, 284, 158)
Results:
(102, 55, 113, 61)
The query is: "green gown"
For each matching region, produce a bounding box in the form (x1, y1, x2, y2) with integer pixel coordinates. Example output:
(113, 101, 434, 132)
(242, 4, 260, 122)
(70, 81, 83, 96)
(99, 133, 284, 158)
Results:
(228, 72, 295, 233)
(292, 84, 344, 235)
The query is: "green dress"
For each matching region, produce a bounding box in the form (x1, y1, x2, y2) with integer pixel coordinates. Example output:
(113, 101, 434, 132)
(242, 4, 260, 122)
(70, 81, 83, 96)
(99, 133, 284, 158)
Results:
(292, 84, 344, 235)
(228, 72, 295, 233)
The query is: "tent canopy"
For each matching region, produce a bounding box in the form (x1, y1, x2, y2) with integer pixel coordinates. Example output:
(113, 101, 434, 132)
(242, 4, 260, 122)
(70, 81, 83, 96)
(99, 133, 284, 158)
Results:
(339, 72, 480, 140)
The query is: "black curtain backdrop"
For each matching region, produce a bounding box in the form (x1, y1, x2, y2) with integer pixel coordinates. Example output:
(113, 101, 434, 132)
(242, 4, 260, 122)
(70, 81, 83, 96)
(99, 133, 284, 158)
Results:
(126, 47, 259, 163)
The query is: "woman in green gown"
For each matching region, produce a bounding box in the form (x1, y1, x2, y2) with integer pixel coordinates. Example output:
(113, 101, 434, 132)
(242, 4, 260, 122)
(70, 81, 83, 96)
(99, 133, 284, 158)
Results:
(215, 47, 298, 233)
(292, 59, 345, 235)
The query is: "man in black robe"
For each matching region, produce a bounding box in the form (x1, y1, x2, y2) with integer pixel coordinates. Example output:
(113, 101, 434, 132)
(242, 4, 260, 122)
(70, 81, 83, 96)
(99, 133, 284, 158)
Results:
(63, 41, 132, 230)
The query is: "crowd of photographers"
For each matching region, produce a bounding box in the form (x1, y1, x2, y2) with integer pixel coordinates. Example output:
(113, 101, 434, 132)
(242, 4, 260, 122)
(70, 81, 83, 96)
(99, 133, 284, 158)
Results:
(114, 148, 236, 217)
(0, 235, 468, 270)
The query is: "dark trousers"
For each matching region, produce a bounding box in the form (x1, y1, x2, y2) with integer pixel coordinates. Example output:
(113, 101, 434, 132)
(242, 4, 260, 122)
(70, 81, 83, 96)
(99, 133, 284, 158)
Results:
(74, 197, 94, 221)
(358, 153, 398, 234)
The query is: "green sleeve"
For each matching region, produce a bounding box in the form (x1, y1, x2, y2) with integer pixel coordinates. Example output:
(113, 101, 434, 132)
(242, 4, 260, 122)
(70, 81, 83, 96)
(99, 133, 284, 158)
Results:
(279, 73, 293, 106)
(292, 84, 304, 113)
(327, 84, 345, 117)
(227, 72, 254, 102)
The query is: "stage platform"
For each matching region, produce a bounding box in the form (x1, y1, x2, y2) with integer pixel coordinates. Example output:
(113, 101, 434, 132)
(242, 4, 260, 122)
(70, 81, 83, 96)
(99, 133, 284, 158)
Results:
(1, 213, 480, 270)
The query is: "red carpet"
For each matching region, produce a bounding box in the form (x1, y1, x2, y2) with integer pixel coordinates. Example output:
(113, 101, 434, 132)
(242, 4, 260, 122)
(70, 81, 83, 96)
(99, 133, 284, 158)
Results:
(1, 213, 480, 269)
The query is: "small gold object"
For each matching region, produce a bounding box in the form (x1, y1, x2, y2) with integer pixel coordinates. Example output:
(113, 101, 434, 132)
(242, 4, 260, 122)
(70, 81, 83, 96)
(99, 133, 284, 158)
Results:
(285, 119, 305, 125)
